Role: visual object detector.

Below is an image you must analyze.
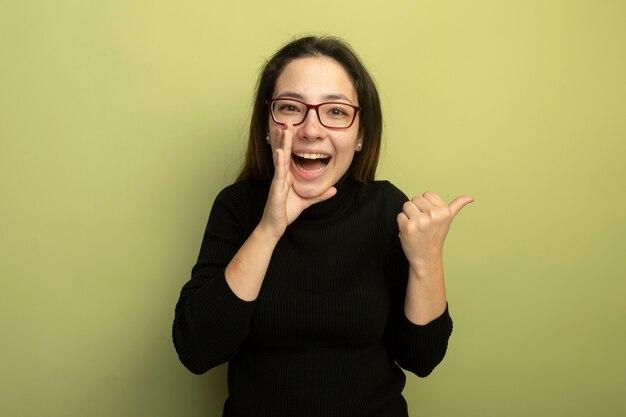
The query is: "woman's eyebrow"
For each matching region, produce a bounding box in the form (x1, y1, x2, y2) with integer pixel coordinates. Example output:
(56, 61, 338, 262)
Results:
(322, 94, 354, 104)
(275, 91, 305, 100)
(275, 91, 355, 104)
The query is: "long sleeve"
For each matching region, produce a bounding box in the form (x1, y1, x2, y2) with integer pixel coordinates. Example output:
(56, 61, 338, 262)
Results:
(172, 183, 261, 374)
(383, 183, 453, 377)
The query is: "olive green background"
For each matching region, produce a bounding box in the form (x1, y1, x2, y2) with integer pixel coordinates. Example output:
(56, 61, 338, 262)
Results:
(1, 1, 625, 416)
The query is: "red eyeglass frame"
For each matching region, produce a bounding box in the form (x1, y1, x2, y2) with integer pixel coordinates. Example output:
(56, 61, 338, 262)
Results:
(266, 98, 361, 129)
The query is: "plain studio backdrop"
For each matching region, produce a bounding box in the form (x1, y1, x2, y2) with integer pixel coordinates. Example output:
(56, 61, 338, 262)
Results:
(1, 1, 624, 416)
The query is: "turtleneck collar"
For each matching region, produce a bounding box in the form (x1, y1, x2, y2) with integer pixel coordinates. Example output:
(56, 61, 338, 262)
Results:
(294, 172, 362, 225)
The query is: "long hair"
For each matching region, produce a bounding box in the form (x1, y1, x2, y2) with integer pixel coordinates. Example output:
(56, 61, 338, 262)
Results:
(236, 36, 383, 183)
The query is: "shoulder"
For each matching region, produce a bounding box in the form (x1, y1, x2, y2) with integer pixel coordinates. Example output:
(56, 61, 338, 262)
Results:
(360, 180, 409, 209)
(208, 180, 269, 229)
(214, 180, 270, 207)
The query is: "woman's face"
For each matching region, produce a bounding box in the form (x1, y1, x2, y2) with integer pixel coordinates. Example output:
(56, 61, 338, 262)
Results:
(269, 56, 362, 199)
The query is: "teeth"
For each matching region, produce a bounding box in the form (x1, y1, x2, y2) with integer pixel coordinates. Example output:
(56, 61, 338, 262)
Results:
(294, 152, 330, 160)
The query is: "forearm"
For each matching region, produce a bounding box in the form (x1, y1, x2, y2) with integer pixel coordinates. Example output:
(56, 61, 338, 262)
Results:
(224, 223, 280, 301)
(404, 256, 447, 325)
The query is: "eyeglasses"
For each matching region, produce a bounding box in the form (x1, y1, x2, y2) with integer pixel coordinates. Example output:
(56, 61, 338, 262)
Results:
(267, 98, 360, 129)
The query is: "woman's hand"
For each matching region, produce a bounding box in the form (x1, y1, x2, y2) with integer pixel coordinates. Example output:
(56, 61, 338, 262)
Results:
(398, 192, 473, 324)
(397, 192, 474, 273)
(259, 124, 336, 240)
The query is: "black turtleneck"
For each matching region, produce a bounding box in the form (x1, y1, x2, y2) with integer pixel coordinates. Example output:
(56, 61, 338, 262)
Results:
(173, 178, 453, 417)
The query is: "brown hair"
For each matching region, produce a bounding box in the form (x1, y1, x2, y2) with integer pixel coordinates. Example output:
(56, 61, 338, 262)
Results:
(236, 36, 383, 183)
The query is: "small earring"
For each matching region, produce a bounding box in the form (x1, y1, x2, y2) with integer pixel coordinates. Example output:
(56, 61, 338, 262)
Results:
(266, 135, 270, 143)
(356, 142, 362, 150)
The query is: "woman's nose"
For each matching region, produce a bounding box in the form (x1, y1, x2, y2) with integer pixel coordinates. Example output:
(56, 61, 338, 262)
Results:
(300, 108, 323, 140)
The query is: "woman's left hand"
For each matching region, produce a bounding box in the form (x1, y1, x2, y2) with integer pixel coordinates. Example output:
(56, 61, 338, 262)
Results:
(397, 192, 474, 271)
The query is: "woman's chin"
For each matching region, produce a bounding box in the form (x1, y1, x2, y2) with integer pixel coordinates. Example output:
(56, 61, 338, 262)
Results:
(292, 180, 330, 200)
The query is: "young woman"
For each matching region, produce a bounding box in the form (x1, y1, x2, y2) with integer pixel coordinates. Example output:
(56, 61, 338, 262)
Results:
(173, 36, 473, 417)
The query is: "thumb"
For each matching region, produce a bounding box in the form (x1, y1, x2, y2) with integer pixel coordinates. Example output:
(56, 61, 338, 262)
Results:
(448, 195, 475, 217)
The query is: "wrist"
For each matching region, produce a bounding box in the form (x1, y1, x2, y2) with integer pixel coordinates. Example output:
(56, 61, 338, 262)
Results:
(408, 254, 444, 279)
(253, 222, 282, 245)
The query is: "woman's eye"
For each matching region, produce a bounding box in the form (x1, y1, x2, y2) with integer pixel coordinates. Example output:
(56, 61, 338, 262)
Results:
(278, 104, 300, 113)
(328, 107, 348, 116)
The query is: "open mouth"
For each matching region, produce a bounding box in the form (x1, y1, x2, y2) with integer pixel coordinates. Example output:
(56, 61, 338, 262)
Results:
(292, 152, 331, 173)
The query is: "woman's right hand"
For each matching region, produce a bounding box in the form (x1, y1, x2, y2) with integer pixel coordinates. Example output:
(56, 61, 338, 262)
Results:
(224, 124, 335, 301)
(259, 123, 336, 240)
